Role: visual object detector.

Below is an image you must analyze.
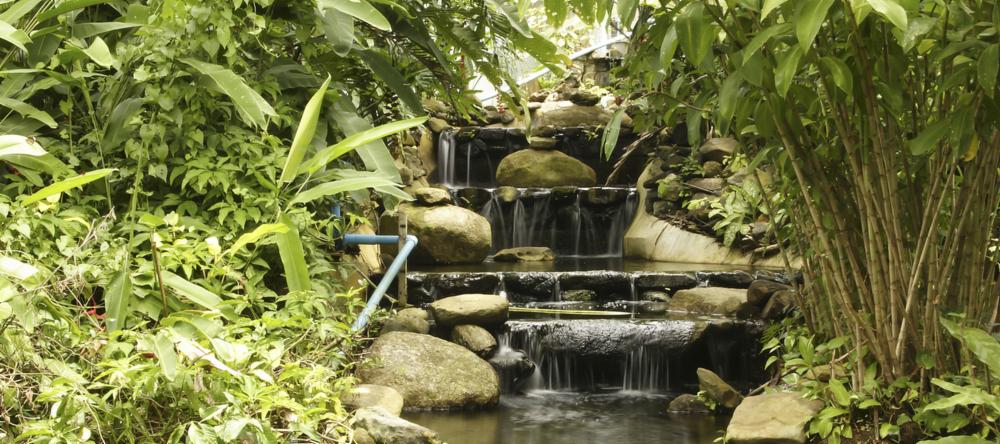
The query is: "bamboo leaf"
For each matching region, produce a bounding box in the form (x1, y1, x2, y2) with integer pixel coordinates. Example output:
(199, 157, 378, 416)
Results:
(908, 118, 950, 156)
(676, 3, 717, 67)
(659, 24, 679, 73)
(866, 0, 908, 31)
(743, 23, 792, 66)
(227, 223, 289, 256)
(71, 22, 142, 39)
(775, 46, 804, 97)
(796, 0, 835, 51)
(828, 377, 852, 407)
(317, 5, 354, 56)
(0, 135, 47, 158)
(717, 73, 742, 135)
(161, 271, 225, 312)
(977, 44, 999, 96)
(179, 58, 276, 128)
(280, 76, 330, 183)
(105, 267, 132, 331)
(0, 0, 45, 23)
(0, 256, 39, 282)
(275, 215, 311, 293)
(0, 97, 56, 128)
(820, 56, 853, 94)
(0, 19, 30, 52)
(761, 0, 791, 19)
(300, 115, 427, 175)
(21, 168, 115, 205)
(600, 108, 626, 161)
(488, 0, 532, 37)
(36, 0, 111, 22)
(940, 317, 1000, 379)
(329, 98, 401, 181)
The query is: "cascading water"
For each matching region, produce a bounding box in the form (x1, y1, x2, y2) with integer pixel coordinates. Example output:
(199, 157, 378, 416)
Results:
(437, 128, 457, 185)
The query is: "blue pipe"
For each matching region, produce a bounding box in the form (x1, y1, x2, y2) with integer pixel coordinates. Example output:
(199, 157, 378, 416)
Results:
(346, 233, 419, 332)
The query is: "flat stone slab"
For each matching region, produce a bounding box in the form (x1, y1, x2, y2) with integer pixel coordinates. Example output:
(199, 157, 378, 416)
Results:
(670, 287, 749, 316)
(727, 392, 823, 444)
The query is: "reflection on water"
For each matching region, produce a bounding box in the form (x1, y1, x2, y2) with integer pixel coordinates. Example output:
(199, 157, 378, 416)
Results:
(412, 257, 758, 273)
(403, 391, 728, 444)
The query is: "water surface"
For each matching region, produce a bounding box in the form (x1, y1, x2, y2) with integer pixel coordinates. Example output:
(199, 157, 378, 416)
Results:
(404, 391, 728, 444)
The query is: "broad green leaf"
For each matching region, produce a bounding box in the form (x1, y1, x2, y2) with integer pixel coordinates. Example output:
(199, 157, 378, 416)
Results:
(908, 118, 950, 156)
(0, 135, 66, 176)
(820, 56, 853, 94)
(659, 24, 679, 73)
(318, 5, 354, 56)
(35, 0, 112, 22)
(775, 46, 804, 97)
(0, 97, 56, 128)
(617, 0, 638, 27)
(941, 317, 1000, 379)
(161, 271, 225, 312)
(275, 215, 311, 293)
(227, 223, 289, 256)
(281, 76, 331, 183)
(105, 267, 132, 331)
(510, 30, 569, 74)
(544, 0, 568, 25)
(0, 256, 39, 282)
(82, 36, 116, 68)
(600, 108, 626, 161)
(677, 3, 717, 67)
(0, 0, 44, 23)
(330, 98, 401, 181)
(0, 134, 46, 158)
(761, 0, 791, 19)
(179, 58, 276, 128)
(153, 330, 178, 381)
(866, 0, 907, 30)
(717, 73, 743, 135)
(0, 19, 30, 52)
(71, 22, 142, 39)
(289, 175, 403, 205)
(301, 115, 426, 175)
(796, 0, 835, 51)
(21, 168, 115, 204)
(743, 23, 792, 65)
(901, 16, 936, 51)
(101, 98, 145, 150)
(319, 0, 390, 31)
(489, 0, 532, 37)
(978, 44, 999, 96)
(828, 377, 852, 407)
(357, 50, 423, 115)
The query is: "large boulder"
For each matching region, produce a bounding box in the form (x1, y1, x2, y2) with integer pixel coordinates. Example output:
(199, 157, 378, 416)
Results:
(762, 289, 797, 319)
(358, 332, 500, 410)
(430, 294, 509, 327)
(353, 407, 440, 444)
(414, 187, 452, 206)
(532, 100, 614, 127)
(395, 203, 491, 265)
(343, 384, 405, 416)
(493, 247, 555, 263)
(382, 308, 431, 335)
(496, 150, 596, 187)
(698, 138, 738, 163)
(697, 368, 743, 409)
(747, 279, 792, 307)
(726, 392, 823, 444)
(670, 287, 749, 316)
(451, 324, 498, 358)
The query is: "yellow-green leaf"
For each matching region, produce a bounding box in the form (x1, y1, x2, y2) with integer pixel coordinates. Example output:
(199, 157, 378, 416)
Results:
(796, 0, 835, 51)
(275, 215, 311, 293)
(21, 168, 115, 205)
(280, 76, 330, 183)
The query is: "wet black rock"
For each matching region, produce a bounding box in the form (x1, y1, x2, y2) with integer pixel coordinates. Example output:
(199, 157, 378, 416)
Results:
(559, 271, 632, 301)
(489, 347, 536, 393)
(476, 127, 509, 141)
(634, 272, 699, 293)
(435, 273, 501, 296)
(503, 272, 558, 302)
(506, 319, 703, 356)
(698, 271, 754, 288)
(583, 187, 630, 206)
(452, 187, 492, 208)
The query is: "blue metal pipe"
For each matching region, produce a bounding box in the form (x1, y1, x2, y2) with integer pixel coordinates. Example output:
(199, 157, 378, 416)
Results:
(349, 234, 418, 332)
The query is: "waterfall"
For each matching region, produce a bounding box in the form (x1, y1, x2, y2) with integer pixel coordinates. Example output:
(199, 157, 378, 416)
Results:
(622, 346, 671, 392)
(437, 129, 457, 185)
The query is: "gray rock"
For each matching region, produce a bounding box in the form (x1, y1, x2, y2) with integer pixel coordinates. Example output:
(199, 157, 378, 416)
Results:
(430, 294, 510, 327)
(451, 324, 497, 358)
(698, 138, 738, 163)
(668, 394, 711, 414)
(382, 308, 431, 335)
(533, 125, 558, 137)
(583, 187, 629, 206)
(567, 89, 601, 106)
(502, 272, 558, 301)
(726, 392, 823, 444)
(506, 319, 707, 356)
(670, 287, 749, 316)
(559, 271, 632, 301)
(494, 247, 555, 263)
(354, 407, 440, 444)
(634, 272, 699, 292)
(395, 203, 491, 265)
(533, 101, 615, 127)
(358, 332, 500, 410)
(747, 280, 792, 307)
(697, 368, 743, 409)
(652, 200, 676, 219)
(476, 127, 508, 141)
(422, 98, 451, 115)
(529, 136, 558, 149)
(434, 272, 502, 296)
(353, 428, 376, 444)
(489, 347, 536, 391)
(686, 178, 727, 195)
(528, 91, 549, 102)
(496, 150, 597, 188)
(702, 161, 724, 178)
(414, 187, 453, 206)
(343, 384, 405, 416)
(427, 117, 451, 133)
(762, 289, 797, 319)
